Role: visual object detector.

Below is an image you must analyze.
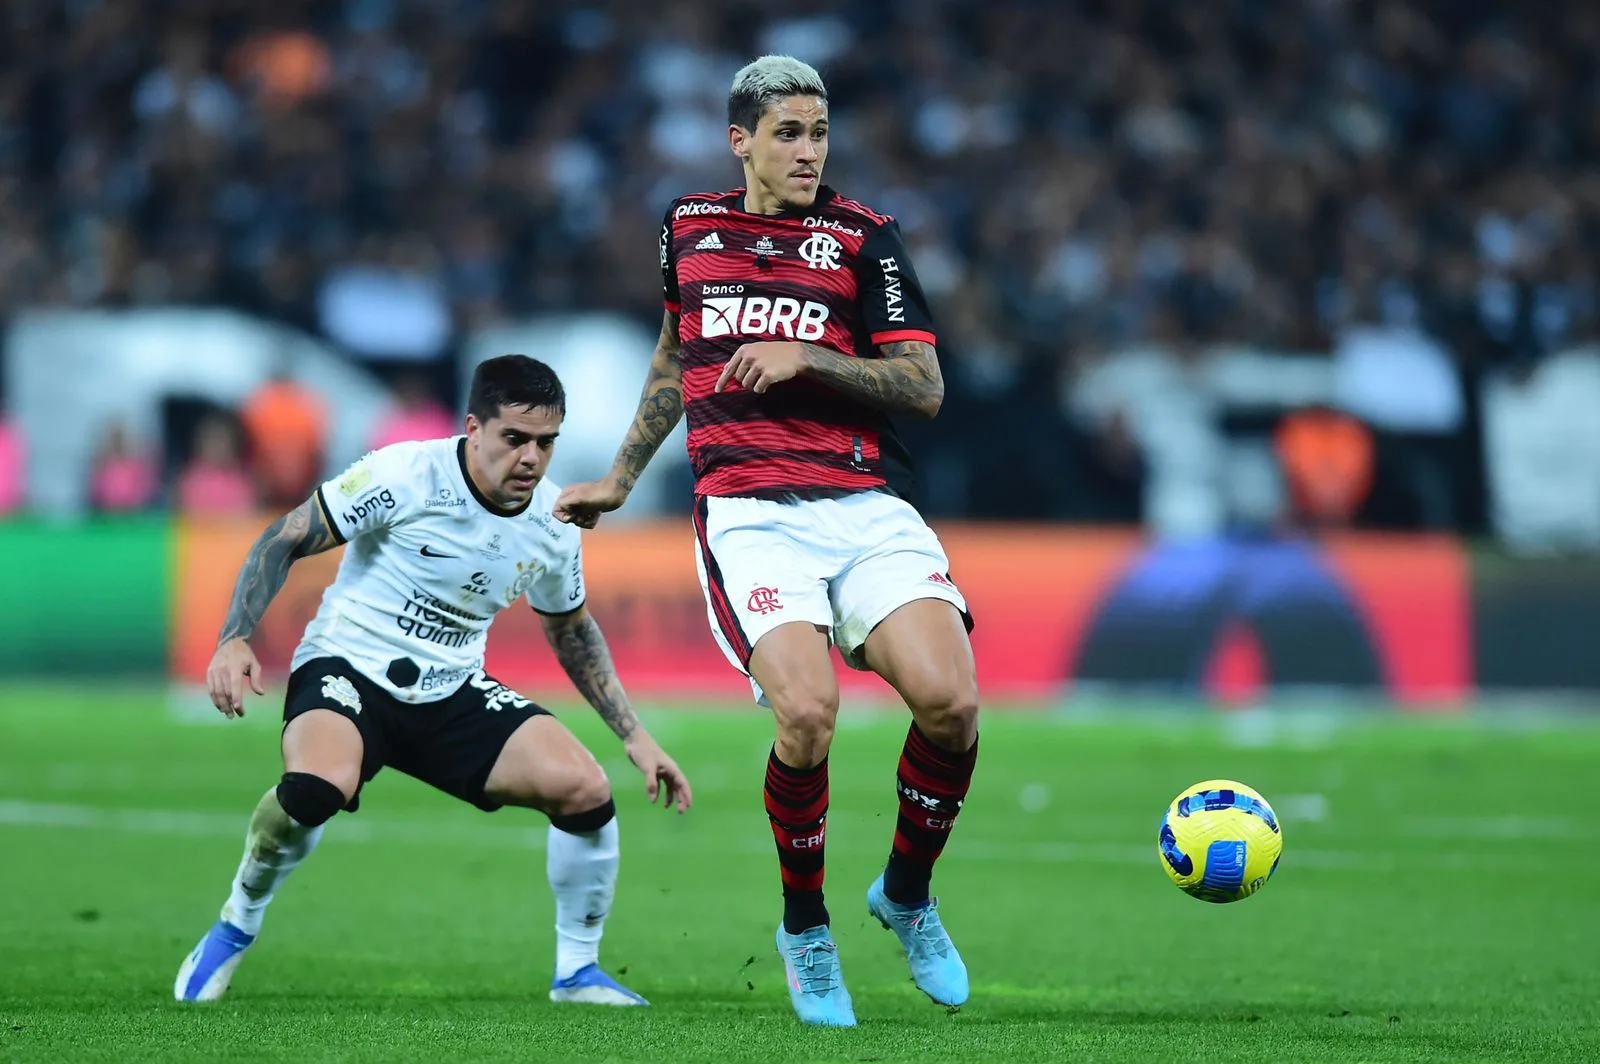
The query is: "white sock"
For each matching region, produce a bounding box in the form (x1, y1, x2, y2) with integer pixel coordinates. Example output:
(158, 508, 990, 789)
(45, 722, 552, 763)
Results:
(547, 818, 619, 980)
(220, 788, 324, 937)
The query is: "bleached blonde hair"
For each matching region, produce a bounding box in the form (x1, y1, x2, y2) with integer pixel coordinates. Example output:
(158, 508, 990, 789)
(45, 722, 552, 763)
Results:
(728, 55, 827, 130)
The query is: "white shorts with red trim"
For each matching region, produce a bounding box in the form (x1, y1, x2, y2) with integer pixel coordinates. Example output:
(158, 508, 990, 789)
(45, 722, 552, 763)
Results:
(691, 491, 970, 705)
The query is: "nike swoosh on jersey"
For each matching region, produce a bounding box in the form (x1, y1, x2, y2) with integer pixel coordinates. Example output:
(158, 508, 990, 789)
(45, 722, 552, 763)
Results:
(419, 545, 458, 558)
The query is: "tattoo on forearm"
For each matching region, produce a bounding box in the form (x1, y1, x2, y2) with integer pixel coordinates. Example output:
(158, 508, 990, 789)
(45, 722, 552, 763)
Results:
(216, 498, 340, 645)
(545, 613, 640, 740)
(613, 312, 685, 493)
(799, 340, 945, 417)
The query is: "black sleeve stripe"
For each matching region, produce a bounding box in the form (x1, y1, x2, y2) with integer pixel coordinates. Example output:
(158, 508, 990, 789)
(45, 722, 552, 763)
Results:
(314, 486, 348, 546)
(531, 600, 586, 619)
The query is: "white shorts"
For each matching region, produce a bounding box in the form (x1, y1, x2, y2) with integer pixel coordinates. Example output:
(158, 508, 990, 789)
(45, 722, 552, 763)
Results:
(691, 491, 970, 704)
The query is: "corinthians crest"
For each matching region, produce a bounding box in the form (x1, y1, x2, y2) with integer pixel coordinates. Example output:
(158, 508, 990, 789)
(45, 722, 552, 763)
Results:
(504, 560, 543, 605)
(320, 675, 362, 713)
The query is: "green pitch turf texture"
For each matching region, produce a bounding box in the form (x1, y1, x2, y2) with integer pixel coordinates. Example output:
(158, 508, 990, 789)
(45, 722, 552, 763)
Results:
(1, 687, 1597, 1063)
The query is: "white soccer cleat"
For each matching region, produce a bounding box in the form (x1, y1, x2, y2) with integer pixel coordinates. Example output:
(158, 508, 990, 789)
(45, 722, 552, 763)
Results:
(174, 919, 256, 1002)
(548, 963, 649, 1006)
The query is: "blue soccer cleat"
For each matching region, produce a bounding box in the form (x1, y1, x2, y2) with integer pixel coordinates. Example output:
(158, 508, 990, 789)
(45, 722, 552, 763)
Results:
(867, 875, 969, 1007)
(174, 919, 256, 1002)
(775, 924, 856, 1027)
(549, 963, 649, 1006)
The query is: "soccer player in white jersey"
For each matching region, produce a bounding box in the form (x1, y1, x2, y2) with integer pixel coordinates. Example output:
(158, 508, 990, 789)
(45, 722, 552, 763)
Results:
(175, 355, 691, 1006)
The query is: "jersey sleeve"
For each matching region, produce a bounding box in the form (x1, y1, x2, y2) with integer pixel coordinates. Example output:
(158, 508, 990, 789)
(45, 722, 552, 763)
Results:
(314, 445, 415, 543)
(855, 219, 938, 348)
(660, 202, 680, 314)
(526, 531, 587, 616)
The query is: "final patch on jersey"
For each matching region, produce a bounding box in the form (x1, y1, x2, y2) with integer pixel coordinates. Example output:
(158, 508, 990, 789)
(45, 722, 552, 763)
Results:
(337, 465, 374, 498)
(320, 675, 362, 713)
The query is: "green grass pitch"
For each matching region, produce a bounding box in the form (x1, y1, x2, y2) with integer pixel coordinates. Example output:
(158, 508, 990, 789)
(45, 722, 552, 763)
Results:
(1, 686, 1597, 1062)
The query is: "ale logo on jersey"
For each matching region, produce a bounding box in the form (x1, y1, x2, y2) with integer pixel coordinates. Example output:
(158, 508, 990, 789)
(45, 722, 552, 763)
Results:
(701, 295, 830, 341)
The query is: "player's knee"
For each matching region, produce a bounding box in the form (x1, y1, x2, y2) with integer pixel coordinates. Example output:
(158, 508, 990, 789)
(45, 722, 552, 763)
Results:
(911, 681, 980, 752)
(772, 688, 839, 767)
(275, 771, 351, 827)
(549, 770, 615, 833)
(551, 763, 612, 823)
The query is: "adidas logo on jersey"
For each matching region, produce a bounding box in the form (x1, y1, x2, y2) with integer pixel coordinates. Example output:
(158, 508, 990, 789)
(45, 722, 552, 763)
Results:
(695, 232, 724, 250)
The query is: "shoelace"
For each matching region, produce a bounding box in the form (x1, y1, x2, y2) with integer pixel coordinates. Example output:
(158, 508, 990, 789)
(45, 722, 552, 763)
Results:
(896, 903, 952, 958)
(787, 940, 843, 994)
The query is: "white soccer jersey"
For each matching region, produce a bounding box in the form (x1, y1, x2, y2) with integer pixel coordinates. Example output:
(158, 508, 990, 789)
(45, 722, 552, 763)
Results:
(289, 437, 585, 703)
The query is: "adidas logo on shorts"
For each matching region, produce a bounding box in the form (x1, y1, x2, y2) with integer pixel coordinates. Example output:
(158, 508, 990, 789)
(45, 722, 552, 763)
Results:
(695, 232, 724, 250)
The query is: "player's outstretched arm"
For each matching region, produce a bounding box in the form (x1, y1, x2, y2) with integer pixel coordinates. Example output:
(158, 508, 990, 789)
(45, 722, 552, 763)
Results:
(206, 495, 341, 718)
(553, 311, 683, 528)
(717, 339, 945, 418)
(612, 310, 686, 496)
(539, 604, 692, 812)
(217, 495, 341, 645)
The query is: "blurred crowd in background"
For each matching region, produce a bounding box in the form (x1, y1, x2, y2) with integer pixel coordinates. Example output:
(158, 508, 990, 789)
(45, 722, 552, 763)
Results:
(1, 0, 1598, 539)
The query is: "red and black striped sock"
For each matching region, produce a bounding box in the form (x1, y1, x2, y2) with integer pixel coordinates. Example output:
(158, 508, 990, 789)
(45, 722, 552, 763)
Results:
(883, 724, 978, 906)
(764, 748, 831, 934)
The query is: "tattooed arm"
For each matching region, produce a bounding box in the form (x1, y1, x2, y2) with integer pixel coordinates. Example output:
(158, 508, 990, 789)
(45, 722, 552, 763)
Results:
(552, 310, 682, 528)
(798, 339, 944, 418)
(538, 605, 640, 741)
(216, 494, 342, 646)
(206, 494, 342, 716)
(539, 603, 693, 810)
(716, 339, 945, 418)
(611, 310, 685, 495)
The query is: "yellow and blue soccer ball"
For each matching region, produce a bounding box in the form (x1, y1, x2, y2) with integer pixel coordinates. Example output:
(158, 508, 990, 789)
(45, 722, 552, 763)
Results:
(1158, 779, 1282, 903)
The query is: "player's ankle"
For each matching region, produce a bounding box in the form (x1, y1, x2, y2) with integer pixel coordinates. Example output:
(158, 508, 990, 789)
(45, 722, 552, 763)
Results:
(882, 859, 931, 907)
(782, 891, 830, 935)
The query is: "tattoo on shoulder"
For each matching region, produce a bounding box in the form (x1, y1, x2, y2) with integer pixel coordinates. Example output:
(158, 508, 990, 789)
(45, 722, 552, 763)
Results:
(216, 496, 341, 646)
(880, 339, 934, 361)
(291, 496, 341, 555)
(659, 310, 682, 359)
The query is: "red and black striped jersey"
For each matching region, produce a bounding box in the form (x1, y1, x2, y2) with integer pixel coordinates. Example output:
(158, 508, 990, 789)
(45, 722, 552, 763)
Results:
(660, 185, 938, 500)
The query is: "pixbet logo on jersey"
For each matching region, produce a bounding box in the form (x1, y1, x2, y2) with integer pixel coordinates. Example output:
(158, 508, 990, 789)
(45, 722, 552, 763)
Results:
(675, 201, 728, 219)
(804, 216, 863, 238)
(701, 295, 830, 341)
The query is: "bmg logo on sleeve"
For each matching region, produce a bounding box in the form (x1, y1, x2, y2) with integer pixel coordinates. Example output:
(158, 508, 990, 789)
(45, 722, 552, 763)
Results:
(343, 487, 396, 524)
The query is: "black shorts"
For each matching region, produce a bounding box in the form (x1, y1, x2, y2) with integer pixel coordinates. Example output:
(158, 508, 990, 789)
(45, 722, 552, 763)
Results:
(283, 657, 551, 813)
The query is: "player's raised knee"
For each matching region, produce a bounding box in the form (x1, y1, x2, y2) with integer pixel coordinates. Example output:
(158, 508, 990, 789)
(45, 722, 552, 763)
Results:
(274, 771, 351, 828)
(551, 762, 612, 822)
(909, 681, 979, 752)
(771, 688, 839, 767)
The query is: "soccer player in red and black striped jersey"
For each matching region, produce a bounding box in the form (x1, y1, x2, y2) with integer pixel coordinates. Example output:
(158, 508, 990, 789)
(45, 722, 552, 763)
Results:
(555, 55, 978, 1027)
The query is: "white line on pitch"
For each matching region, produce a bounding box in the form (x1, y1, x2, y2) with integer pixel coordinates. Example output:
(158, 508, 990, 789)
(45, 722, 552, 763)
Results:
(0, 799, 1586, 876)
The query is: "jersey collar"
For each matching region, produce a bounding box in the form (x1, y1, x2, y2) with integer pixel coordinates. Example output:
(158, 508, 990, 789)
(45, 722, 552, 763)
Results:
(734, 184, 837, 219)
(456, 437, 533, 518)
